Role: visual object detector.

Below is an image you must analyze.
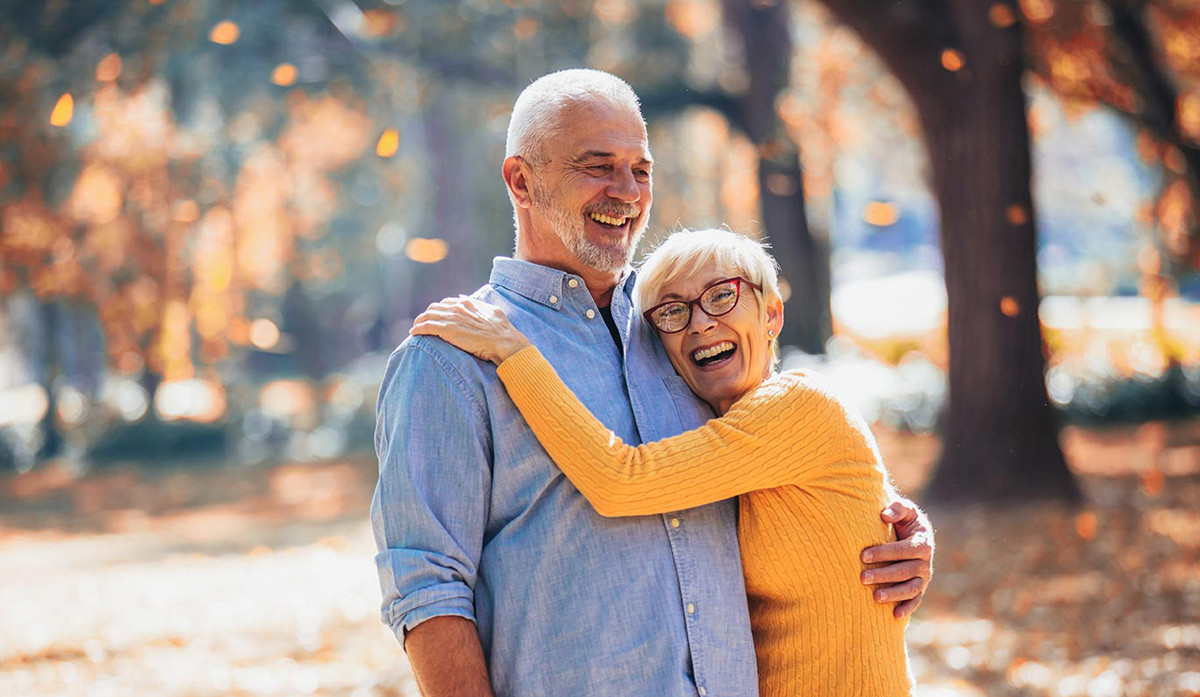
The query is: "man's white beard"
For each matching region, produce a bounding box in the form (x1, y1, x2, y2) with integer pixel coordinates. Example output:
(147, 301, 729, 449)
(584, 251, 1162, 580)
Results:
(531, 183, 645, 274)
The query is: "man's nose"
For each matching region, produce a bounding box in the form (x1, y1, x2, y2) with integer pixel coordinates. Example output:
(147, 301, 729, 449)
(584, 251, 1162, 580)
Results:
(606, 166, 641, 202)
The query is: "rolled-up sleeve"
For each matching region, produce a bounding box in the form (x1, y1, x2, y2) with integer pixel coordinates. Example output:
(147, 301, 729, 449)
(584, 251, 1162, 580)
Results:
(370, 339, 492, 642)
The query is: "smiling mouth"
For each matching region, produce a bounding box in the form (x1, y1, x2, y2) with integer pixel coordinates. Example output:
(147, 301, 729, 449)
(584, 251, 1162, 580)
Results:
(589, 212, 632, 228)
(691, 341, 736, 367)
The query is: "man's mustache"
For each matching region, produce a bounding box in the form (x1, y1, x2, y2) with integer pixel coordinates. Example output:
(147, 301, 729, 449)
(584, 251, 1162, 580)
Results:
(584, 205, 640, 219)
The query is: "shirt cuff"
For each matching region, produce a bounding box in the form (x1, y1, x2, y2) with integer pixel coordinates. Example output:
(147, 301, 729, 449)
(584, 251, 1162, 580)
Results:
(385, 589, 476, 643)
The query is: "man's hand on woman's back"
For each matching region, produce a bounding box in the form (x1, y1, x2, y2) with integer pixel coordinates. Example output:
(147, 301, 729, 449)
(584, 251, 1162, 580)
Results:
(860, 499, 934, 619)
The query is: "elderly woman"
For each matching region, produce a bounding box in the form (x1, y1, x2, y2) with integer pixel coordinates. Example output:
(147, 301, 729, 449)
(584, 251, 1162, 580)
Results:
(411, 228, 912, 696)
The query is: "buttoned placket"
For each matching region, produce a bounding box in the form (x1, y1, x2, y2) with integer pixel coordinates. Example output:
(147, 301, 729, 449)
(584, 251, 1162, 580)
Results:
(661, 510, 711, 697)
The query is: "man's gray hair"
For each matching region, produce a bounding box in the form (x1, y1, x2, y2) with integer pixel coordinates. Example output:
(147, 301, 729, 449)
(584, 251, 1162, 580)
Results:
(505, 69, 644, 165)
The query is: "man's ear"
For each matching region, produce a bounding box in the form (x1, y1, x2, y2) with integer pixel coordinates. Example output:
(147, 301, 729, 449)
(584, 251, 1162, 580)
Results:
(503, 156, 533, 209)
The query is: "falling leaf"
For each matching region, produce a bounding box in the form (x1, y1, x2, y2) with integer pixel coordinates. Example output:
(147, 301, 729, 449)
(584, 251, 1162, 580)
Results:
(50, 93, 74, 127)
(375, 128, 399, 158)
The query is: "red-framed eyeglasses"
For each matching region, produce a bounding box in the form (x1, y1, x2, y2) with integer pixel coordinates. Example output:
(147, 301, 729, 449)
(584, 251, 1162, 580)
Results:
(642, 277, 763, 334)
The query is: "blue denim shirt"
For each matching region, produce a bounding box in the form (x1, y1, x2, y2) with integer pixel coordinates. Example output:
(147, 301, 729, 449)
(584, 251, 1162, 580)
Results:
(372, 257, 759, 697)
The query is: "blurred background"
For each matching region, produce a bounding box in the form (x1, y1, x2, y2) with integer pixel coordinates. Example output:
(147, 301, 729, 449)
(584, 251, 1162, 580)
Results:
(1, 0, 1199, 695)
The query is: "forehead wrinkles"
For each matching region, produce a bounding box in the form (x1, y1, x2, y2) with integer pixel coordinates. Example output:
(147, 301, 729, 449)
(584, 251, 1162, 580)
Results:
(546, 101, 648, 159)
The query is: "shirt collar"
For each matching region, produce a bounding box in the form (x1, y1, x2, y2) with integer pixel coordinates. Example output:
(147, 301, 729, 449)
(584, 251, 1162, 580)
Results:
(489, 257, 635, 310)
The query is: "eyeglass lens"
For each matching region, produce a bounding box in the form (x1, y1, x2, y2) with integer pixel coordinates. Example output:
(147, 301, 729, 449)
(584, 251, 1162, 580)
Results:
(649, 279, 741, 332)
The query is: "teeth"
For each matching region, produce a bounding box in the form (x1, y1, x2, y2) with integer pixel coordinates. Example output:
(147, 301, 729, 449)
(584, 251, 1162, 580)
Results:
(692, 341, 735, 362)
(590, 212, 628, 226)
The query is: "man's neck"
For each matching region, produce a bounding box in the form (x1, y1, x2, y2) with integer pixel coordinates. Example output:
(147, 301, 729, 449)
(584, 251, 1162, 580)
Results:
(513, 251, 622, 307)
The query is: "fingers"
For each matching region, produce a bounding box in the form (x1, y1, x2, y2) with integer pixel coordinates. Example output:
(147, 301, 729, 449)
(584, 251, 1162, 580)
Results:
(880, 499, 917, 525)
(862, 534, 933, 564)
(871, 577, 923, 605)
(893, 595, 923, 619)
(860, 559, 928, 586)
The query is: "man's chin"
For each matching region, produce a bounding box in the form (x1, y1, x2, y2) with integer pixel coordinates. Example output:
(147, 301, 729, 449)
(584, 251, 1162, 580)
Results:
(571, 239, 635, 274)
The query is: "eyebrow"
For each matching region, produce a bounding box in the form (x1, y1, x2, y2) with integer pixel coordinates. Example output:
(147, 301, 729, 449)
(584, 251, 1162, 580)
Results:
(571, 150, 654, 166)
(658, 276, 729, 302)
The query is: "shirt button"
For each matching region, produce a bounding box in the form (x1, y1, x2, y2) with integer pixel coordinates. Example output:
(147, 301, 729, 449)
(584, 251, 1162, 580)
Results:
(670, 518, 680, 529)
(549, 295, 558, 304)
(568, 279, 579, 288)
(686, 603, 695, 614)
(585, 309, 596, 319)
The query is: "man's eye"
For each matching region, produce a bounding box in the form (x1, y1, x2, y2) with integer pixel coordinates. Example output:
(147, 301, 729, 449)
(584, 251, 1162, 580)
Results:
(588, 164, 611, 173)
(634, 169, 651, 180)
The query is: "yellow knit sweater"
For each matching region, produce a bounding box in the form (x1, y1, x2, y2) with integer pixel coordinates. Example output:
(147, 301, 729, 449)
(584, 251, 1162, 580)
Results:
(496, 346, 912, 696)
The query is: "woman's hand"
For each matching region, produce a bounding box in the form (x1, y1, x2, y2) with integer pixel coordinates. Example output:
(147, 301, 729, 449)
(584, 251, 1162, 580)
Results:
(410, 296, 531, 365)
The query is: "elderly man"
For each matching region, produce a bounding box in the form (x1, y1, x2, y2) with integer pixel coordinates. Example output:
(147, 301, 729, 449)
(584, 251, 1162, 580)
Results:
(372, 69, 933, 697)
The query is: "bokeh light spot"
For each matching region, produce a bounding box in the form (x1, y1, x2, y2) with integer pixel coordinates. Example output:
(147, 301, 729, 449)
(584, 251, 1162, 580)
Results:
(513, 17, 540, 40)
(173, 200, 200, 223)
(271, 63, 298, 86)
(96, 53, 122, 82)
(1006, 203, 1028, 225)
(941, 49, 965, 72)
(863, 201, 900, 227)
(405, 238, 449, 264)
(210, 21, 240, 45)
(250, 319, 281, 350)
(988, 3, 1016, 28)
(1000, 296, 1020, 317)
(376, 128, 400, 158)
(1075, 511, 1098, 540)
(50, 93, 74, 127)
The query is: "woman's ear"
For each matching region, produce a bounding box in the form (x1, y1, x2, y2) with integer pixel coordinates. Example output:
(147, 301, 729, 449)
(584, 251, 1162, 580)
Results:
(766, 296, 784, 338)
(503, 156, 533, 209)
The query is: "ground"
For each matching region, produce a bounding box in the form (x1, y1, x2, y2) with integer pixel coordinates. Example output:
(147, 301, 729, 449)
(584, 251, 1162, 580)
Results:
(1, 421, 1198, 697)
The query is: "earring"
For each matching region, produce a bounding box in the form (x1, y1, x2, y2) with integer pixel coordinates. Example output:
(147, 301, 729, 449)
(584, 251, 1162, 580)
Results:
(767, 329, 775, 338)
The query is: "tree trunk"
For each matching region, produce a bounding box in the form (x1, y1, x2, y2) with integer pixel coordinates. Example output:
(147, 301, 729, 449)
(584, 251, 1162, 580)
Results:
(818, 0, 1080, 502)
(723, 0, 832, 354)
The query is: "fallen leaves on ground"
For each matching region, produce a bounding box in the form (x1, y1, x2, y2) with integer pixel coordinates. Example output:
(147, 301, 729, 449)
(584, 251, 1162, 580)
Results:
(1, 420, 1198, 696)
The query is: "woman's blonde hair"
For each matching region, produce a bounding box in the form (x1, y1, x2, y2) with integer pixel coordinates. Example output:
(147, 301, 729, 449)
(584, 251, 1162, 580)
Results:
(634, 228, 784, 359)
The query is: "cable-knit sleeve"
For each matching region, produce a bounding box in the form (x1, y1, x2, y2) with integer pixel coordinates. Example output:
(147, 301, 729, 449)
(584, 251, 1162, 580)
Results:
(496, 345, 878, 517)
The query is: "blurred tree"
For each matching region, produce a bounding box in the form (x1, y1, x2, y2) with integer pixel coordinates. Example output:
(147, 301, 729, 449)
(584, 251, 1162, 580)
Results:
(1025, 0, 1199, 263)
(720, 0, 831, 354)
(817, 0, 1080, 502)
(1024, 0, 1200, 411)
